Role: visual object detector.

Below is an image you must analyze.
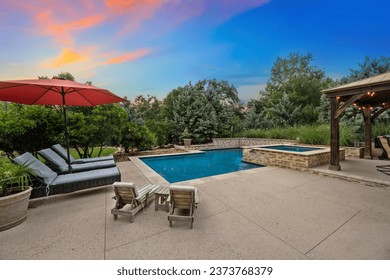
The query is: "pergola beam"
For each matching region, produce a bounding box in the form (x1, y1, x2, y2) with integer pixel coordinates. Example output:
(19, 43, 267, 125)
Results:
(335, 93, 365, 119)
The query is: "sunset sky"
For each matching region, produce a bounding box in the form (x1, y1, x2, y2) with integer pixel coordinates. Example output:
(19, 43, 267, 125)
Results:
(0, 0, 389, 102)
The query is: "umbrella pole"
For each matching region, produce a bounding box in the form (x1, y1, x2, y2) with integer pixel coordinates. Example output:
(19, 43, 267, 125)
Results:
(61, 89, 72, 173)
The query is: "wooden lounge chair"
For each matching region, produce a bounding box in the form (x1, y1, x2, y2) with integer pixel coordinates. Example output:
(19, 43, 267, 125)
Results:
(168, 185, 200, 229)
(376, 136, 390, 159)
(111, 182, 161, 223)
(51, 144, 114, 164)
(14, 152, 121, 198)
(38, 148, 116, 174)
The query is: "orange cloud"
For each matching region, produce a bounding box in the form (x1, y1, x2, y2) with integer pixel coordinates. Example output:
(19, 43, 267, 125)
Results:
(105, 0, 162, 11)
(35, 10, 105, 45)
(105, 48, 153, 64)
(50, 48, 88, 67)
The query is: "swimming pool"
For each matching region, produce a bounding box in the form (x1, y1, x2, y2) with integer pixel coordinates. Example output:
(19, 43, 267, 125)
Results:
(141, 148, 261, 183)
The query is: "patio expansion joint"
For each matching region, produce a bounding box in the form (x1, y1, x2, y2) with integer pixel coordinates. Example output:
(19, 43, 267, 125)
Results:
(104, 227, 173, 254)
(304, 210, 361, 256)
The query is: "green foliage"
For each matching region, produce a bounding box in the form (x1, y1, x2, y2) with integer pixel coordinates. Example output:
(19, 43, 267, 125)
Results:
(238, 124, 355, 146)
(56, 72, 75, 81)
(165, 79, 240, 143)
(67, 104, 127, 158)
(266, 93, 302, 126)
(145, 119, 174, 147)
(373, 120, 390, 137)
(0, 160, 31, 197)
(172, 83, 218, 144)
(297, 125, 330, 145)
(340, 56, 390, 83)
(0, 104, 63, 158)
(238, 127, 299, 140)
(121, 122, 157, 152)
(252, 52, 334, 126)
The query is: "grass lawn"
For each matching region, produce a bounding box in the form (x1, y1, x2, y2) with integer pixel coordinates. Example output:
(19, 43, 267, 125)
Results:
(70, 147, 117, 159)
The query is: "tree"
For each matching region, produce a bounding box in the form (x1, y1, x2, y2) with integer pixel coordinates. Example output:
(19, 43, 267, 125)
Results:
(171, 83, 218, 144)
(121, 122, 156, 152)
(164, 79, 240, 143)
(0, 104, 63, 158)
(262, 52, 332, 125)
(340, 56, 390, 84)
(194, 79, 240, 136)
(67, 104, 127, 158)
(267, 93, 301, 126)
(56, 72, 75, 81)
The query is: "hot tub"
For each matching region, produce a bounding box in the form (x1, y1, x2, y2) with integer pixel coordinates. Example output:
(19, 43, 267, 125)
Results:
(242, 144, 345, 170)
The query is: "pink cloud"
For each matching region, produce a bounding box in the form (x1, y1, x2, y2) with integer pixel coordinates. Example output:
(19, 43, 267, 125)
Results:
(34, 10, 105, 45)
(104, 48, 153, 64)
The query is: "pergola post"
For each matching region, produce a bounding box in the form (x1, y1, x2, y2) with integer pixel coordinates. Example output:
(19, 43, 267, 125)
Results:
(362, 106, 373, 159)
(329, 96, 341, 170)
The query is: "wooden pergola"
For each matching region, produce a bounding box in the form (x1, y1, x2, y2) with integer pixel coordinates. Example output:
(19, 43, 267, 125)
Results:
(322, 72, 390, 170)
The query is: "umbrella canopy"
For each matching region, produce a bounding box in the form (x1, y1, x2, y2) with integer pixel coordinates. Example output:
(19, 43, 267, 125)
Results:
(0, 78, 126, 106)
(0, 77, 127, 171)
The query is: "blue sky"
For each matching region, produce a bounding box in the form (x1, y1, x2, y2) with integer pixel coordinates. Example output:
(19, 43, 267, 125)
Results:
(0, 0, 389, 102)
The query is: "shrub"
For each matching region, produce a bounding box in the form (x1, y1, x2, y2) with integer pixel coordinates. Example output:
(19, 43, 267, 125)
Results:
(238, 124, 356, 146)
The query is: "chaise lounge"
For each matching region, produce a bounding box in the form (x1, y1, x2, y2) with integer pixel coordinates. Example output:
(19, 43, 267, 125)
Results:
(38, 148, 116, 174)
(168, 185, 200, 229)
(51, 144, 114, 164)
(375, 136, 390, 159)
(14, 152, 121, 199)
(111, 182, 161, 223)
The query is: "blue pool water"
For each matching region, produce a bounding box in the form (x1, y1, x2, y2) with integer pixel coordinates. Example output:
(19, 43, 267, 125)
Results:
(141, 148, 261, 183)
(261, 145, 322, 152)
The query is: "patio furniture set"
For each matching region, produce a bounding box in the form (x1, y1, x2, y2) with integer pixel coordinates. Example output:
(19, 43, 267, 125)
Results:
(13, 144, 200, 228)
(111, 182, 200, 229)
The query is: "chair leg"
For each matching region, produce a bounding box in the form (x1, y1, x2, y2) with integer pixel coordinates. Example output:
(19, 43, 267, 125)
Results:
(129, 214, 134, 223)
(169, 221, 172, 227)
(113, 214, 117, 221)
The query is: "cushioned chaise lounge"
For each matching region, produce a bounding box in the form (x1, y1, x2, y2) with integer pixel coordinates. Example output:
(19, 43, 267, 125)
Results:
(111, 182, 161, 223)
(376, 136, 390, 159)
(51, 144, 114, 164)
(14, 152, 121, 199)
(168, 185, 200, 229)
(38, 148, 116, 174)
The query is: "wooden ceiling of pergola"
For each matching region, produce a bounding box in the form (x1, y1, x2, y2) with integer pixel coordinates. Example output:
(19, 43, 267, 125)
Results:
(323, 72, 390, 108)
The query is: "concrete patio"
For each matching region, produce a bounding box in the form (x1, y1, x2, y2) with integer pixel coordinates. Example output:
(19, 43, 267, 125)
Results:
(0, 158, 389, 260)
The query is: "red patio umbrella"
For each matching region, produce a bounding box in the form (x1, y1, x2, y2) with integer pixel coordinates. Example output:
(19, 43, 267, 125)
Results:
(0, 77, 127, 171)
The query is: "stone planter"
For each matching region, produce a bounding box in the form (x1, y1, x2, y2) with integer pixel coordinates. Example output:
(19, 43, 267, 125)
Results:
(183, 139, 192, 146)
(0, 187, 32, 231)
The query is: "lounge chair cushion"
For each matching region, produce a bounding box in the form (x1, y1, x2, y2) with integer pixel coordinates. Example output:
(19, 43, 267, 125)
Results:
(14, 152, 58, 185)
(53, 167, 121, 186)
(38, 148, 116, 173)
(51, 144, 114, 164)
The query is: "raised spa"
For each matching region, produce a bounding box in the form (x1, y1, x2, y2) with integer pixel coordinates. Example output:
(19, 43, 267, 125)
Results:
(243, 145, 345, 170)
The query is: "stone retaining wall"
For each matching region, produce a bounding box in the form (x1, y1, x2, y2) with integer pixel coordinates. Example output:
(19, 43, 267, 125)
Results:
(212, 138, 298, 148)
(175, 138, 298, 150)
